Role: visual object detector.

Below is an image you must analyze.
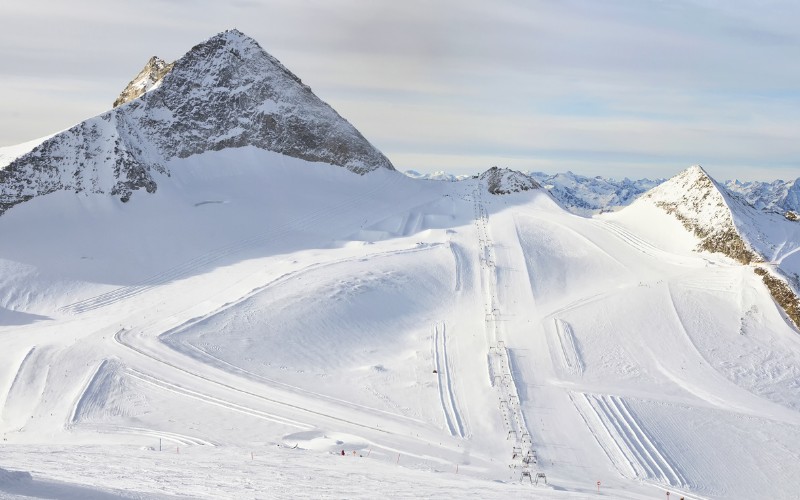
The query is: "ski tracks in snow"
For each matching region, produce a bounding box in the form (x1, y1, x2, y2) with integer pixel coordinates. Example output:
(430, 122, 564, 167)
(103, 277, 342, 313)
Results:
(572, 392, 688, 488)
(592, 219, 699, 267)
(553, 319, 584, 376)
(432, 321, 465, 438)
(448, 241, 464, 292)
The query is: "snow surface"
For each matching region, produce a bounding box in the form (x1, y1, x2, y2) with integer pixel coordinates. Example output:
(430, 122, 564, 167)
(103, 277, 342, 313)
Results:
(1, 148, 800, 499)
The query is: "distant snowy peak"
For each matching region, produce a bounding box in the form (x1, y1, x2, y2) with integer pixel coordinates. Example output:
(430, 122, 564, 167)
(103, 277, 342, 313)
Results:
(403, 170, 471, 182)
(530, 171, 662, 215)
(112, 56, 174, 108)
(479, 167, 541, 195)
(643, 165, 758, 263)
(0, 29, 393, 215)
(724, 177, 800, 214)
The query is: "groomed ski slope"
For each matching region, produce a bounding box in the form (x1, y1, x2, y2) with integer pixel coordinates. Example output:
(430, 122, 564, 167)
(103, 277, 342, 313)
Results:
(1, 148, 800, 499)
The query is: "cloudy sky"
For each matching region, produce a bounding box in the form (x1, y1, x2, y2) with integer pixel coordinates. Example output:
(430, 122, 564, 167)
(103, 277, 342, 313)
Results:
(1, 0, 798, 181)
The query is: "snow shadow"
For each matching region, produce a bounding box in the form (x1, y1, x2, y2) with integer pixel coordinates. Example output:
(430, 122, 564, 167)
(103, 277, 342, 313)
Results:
(0, 466, 156, 499)
(0, 307, 50, 326)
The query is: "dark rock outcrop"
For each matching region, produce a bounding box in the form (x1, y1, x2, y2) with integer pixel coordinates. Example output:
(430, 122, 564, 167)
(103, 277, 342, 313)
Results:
(480, 167, 541, 195)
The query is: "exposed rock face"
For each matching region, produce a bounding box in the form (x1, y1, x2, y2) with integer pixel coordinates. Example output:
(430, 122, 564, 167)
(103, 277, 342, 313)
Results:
(0, 29, 394, 215)
(480, 167, 541, 195)
(754, 267, 800, 329)
(112, 56, 174, 108)
(645, 165, 759, 264)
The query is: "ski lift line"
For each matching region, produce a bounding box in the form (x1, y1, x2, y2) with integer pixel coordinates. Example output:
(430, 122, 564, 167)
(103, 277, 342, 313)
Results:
(473, 186, 538, 467)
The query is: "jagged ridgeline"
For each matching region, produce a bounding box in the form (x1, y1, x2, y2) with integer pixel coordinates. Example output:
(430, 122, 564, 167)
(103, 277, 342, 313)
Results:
(0, 29, 393, 215)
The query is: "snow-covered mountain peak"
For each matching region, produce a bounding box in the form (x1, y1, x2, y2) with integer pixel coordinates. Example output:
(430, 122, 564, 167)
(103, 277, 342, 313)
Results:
(479, 166, 541, 195)
(642, 165, 759, 264)
(112, 56, 174, 108)
(0, 29, 394, 216)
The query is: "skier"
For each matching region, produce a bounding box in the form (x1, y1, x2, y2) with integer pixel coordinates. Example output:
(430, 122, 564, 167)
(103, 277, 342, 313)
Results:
(341, 449, 345, 456)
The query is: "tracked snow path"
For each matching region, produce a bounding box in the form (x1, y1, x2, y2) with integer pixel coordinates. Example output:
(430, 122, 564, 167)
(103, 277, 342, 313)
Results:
(432, 321, 465, 437)
(553, 319, 584, 376)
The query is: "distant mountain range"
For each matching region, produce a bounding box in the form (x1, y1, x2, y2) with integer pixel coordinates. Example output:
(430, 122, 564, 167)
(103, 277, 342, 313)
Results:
(405, 169, 800, 216)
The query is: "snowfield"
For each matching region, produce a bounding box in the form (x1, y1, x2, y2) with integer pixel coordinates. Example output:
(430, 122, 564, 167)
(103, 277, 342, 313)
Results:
(1, 147, 800, 499)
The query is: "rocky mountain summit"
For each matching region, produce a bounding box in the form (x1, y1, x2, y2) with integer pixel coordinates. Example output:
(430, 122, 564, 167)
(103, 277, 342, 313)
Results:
(479, 166, 541, 195)
(112, 56, 174, 108)
(0, 29, 393, 215)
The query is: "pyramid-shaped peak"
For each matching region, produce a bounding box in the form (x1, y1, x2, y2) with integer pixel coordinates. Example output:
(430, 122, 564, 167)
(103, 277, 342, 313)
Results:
(685, 164, 708, 175)
(217, 28, 256, 44)
(144, 30, 391, 172)
(0, 30, 394, 216)
(677, 164, 712, 181)
(642, 165, 759, 264)
(653, 164, 720, 199)
(193, 28, 262, 54)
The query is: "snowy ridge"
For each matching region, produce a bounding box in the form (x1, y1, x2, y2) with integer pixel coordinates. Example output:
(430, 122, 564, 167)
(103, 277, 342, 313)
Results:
(0, 29, 393, 215)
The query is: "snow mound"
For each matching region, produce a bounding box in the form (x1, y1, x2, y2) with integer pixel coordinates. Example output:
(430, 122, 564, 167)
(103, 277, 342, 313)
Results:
(0, 467, 32, 485)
